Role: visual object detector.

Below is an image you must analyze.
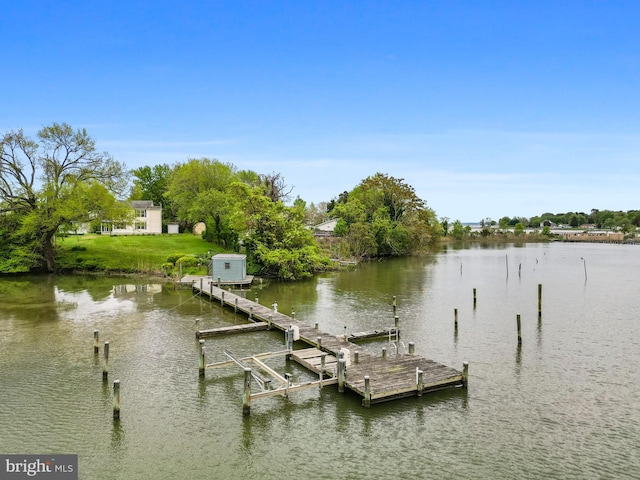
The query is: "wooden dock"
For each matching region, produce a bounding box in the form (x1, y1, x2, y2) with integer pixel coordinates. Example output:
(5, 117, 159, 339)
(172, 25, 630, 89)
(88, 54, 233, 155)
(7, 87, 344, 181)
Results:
(192, 277, 467, 410)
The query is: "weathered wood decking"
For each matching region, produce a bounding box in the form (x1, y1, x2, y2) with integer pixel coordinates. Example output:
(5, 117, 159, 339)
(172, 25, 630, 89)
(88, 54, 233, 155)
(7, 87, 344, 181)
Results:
(192, 277, 466, 406)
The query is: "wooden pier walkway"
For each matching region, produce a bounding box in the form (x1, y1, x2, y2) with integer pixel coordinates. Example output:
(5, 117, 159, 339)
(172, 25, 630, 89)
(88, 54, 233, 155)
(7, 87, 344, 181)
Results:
(192, 277, 467, 409)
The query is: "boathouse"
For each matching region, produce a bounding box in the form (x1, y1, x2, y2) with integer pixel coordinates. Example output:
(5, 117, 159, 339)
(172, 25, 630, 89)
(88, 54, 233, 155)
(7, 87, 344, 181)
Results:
(211, 254, 251, 285)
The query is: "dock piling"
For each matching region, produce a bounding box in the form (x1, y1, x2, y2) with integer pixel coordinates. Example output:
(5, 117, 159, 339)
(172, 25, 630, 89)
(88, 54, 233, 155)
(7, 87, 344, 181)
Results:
(93, 330, 99, 354)
(113, 380, 121, 420)
(462, 361, 469, 387)
(242, 367, 252, 415)
(337, 359, 346, 393)
(363, 376, 371, 407)
(103, 341, 109, 379)
(408, 342, 415, 355)
(268, 314, 272, 330)
(354, 351, 359, 364)
(517, 314, 522, 345)
(199, 346, 206, 378)
(417, 370, 424, 396)
(473, 288, 477, 308)
(538, 283, 542, 319)
(221, 291, 225, 307)
(454, 308, 458, 329)
(382, 347, 387, 359)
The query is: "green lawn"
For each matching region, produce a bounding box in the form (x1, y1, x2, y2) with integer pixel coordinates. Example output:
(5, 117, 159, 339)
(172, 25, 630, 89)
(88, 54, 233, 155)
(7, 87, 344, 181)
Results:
(56, 234, 225, 275)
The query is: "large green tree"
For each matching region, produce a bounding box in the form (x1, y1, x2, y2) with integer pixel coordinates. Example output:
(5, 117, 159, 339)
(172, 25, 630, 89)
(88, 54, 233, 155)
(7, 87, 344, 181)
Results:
(330, 173, 440, 258)
(0, 123, 127, 272)
(228, 182, 330, 279)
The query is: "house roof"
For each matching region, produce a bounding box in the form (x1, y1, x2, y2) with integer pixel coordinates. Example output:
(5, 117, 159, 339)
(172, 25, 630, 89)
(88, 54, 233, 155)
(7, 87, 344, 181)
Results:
(130, 200, 161, 209)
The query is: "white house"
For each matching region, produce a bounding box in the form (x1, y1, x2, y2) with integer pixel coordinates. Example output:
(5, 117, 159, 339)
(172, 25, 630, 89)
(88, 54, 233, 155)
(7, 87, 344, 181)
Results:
(101, 201, 163, 235)
(313, 218, 338, 234)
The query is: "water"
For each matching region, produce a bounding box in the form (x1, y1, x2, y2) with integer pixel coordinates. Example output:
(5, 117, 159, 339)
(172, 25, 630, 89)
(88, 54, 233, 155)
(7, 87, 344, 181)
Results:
(1, 242, 639, 479)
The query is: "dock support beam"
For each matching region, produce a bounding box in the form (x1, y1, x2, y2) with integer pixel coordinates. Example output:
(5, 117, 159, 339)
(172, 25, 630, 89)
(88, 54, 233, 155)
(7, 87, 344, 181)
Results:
(242, 367, 252, 415)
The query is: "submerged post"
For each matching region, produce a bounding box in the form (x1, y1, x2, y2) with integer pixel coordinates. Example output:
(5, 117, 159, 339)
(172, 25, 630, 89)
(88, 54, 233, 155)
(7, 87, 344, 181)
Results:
(538, 283, 542, 319)
(363, 376, 371, 407)
(473, 288, 477, 308)
(454, 308, 458, 329)
(93, 330, 99, 354)
(462, 361, 469, 387)
(517, 313, 522, 345)
(113, 380, 121, 420)
(242, 367, 252, 415)
(103, 341, 110, 379)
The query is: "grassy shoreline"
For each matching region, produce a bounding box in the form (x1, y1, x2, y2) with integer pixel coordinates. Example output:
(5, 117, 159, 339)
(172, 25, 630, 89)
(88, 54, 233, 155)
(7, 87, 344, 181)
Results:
(55, 233, 223, 276)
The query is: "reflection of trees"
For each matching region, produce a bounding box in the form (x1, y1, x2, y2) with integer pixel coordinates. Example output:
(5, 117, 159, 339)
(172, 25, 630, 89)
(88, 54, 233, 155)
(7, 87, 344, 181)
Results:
(55, 275, 115, 301)
(333, 256, 438, 298)
(0, 275, 59, 321)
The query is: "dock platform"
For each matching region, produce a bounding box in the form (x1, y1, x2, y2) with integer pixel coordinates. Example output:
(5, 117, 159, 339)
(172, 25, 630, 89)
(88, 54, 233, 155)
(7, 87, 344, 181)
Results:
(192, 277, 467, 408)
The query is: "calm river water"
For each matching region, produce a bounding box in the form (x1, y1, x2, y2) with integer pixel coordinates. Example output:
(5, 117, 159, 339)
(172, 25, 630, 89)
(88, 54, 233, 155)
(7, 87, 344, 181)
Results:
(1, 242, 639, 479)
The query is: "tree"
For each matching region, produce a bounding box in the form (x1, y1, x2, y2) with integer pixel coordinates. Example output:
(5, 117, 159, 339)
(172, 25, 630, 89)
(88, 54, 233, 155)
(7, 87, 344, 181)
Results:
(330, 173, 440, 258)
(227, 182, 329, 279)
(1, 123, 127, 272)
(130, 164, 172, 219)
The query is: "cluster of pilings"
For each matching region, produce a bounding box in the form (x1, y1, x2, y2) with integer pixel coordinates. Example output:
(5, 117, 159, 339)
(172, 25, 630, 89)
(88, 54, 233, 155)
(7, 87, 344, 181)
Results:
(93, 330, 120, 421)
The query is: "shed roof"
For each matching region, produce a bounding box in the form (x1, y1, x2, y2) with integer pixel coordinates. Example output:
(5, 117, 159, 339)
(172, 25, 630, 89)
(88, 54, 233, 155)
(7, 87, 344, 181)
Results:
(211, 253, 246, 260)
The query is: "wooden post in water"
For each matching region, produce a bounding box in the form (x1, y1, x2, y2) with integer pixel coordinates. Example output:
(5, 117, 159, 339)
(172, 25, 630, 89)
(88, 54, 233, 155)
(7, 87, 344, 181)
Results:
(317, 337, 322, 349)
(210, 281, 213, 298)
(314, 322, 318, 330)
(268, 314, 272, 330)
(363, 376, 371, 407)
(249, 306, 253, 319)
(221, 291, 225, 307)
(538, 283, 542, 319)
(354, 351, 359, 364)
(94, 330, 99, 354)
(473, 288, 477, 308)
(234, 298, 238, 313)
(195, 318, 200, 335)
(199, 278, 203, 294)
(382, 347, 387, 359)
(462, 361, 469, 388)
(408, 342, 415, 354)
(321, 352, 326, 372)
(392, 295, 397, 315)
(417, 370, 424, 397)
(454, 308, 458, 330)
(103, 341, 109, 379)
(242, 367, 252, 415)
(337, 358, 346, 393)
(199, 345, 206, 378)
(517, 314, 522, 345)
(113, 380, 121, 420)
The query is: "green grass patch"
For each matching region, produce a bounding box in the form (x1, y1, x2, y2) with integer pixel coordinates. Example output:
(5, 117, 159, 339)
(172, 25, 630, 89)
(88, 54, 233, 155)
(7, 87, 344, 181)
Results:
(56, 234, 226, 275)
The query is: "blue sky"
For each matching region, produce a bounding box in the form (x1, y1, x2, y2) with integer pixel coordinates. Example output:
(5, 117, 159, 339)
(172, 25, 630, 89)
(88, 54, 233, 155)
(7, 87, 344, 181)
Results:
(2, 1, 639, 222)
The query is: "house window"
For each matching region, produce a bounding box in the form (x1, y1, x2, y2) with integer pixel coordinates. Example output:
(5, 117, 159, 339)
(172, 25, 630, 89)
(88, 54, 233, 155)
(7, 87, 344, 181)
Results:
(135, 209, 147, 218)
(135, 222, 147, 230)
(224, 262, 231, 270)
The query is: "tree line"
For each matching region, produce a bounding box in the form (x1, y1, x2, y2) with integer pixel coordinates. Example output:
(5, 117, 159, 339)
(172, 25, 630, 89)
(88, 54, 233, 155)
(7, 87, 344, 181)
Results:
(1, 124, 441, 278)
